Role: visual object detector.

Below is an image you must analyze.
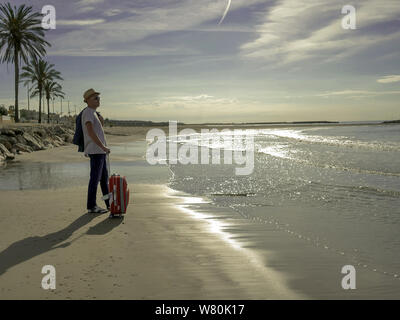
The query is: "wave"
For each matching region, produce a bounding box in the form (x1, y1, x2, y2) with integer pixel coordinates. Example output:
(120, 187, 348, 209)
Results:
(171, 128, 400, 152)
(209, 192, 256, 197)
(258, 129, 400, 152)
(308, 181, 400, 199)
(257, 146, 400, 177)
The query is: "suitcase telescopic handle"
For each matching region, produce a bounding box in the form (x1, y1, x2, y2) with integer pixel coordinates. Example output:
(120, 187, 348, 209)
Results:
(101, 153, 113, 202)
(107, 152, 111, 176)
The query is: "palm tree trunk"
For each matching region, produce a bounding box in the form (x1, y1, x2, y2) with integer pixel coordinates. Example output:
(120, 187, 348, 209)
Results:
(38, 90, 42, 123)
(14, 51, 19, 123)
(47, 97, 50, 123)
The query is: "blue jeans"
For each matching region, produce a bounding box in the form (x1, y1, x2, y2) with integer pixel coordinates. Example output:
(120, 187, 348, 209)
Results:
(87, 154, 110, 209)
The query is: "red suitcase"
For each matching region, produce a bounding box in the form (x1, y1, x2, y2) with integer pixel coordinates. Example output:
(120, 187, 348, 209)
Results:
(108, 174, 130, 218)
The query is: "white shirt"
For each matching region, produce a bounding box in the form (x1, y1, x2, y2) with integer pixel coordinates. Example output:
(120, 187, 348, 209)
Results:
(81, 107, 107, 155)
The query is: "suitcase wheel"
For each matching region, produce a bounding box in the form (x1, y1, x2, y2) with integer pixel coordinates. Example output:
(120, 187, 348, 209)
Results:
(109, 213, 123, 219)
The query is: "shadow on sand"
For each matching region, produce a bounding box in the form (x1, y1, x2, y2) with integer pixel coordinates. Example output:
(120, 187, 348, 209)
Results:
(0, 213, 123, 276)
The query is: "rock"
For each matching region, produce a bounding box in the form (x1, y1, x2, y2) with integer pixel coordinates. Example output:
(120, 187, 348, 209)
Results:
(0, 125, 74, 165)
(54, 135, 64, 143)
(62, 134, 73, 143)
(23, 132, 45, 150)
(16, 135, 27, 145)
(7, 136, 17, 146)
(44, 127, 54, 137)
(48, 135, 63, 147)
(32, 133, 41, 140)
(14, 143, 33, 153)
(42, 138, 55, 149)
(52, 138, 64, 147)
(0, 136, 12, 151)
(0, 129, 16, 137)
(13, 129, 24, 135)
(0, 125, 73, 163)
(0, 143, 15, 160)
(53, 125, 67, 135)
(33, 129, 46, 137)
(52, 140, 60, 147)
(34, 135, 46, 149)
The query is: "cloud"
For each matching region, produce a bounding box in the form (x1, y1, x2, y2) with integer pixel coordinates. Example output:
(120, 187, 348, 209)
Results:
(78, 6, 96, 14)
(104, 9, 123, 17)
(156, 94, 239, 105)
(76, 0, 105, 6)
(48, 0, 266, 56)
(240, 0, 400, 66)
(118, 94, 240, 110)
(170, 95, 214, 101)
(75, 0, 105, 12)
(57, 19, 105, 26)
(377, 75, 400, 84)
(106, 95, 264, 122)
(317, 90, 400, 98)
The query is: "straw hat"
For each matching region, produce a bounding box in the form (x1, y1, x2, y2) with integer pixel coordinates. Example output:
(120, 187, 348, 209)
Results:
(83, 88, 100, 102)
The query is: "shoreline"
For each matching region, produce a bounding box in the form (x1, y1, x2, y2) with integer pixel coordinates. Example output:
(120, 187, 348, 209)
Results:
(169, 186, 400, 299)
(0, 127, 304, 299)
(2, 121, 398, 167)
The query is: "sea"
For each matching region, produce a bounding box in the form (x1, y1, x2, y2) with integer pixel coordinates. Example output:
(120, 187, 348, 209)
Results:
(167, 122, 400, 298)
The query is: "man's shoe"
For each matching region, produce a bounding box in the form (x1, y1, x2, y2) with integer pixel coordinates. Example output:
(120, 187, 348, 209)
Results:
(88, 206, 108, 214)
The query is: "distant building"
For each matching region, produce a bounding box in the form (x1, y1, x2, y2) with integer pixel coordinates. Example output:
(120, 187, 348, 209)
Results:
(0, 115, 14, 124)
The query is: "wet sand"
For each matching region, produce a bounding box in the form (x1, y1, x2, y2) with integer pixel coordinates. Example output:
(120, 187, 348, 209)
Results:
(0, 127, 303, 299)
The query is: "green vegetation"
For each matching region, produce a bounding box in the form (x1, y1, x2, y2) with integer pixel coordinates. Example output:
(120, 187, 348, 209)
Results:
(0, 2, 64, 123)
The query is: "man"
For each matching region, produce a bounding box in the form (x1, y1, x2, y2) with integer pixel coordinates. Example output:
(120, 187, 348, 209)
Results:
(82, 88, 111, 214)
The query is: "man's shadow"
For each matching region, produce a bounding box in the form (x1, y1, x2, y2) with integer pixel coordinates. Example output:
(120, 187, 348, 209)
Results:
(86, 216, 124, 235)
(0, 213, 123, 277)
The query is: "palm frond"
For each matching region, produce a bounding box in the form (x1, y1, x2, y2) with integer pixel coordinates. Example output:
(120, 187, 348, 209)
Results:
(0, 2, 52, 122)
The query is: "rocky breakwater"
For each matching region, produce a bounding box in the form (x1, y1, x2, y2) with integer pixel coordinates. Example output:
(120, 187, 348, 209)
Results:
(0, 125, 74, 165)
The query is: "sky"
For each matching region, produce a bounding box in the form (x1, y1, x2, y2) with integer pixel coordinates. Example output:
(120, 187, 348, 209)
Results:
(0, 0, 399, 123)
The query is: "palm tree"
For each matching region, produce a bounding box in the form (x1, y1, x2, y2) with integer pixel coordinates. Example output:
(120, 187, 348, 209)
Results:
(20, 57, 63, 123)
(0, 3, 50, 123)
(43, 80, 65, 123)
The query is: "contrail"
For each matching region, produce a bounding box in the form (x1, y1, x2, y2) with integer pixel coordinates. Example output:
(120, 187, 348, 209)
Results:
(218, 0, 232, 25)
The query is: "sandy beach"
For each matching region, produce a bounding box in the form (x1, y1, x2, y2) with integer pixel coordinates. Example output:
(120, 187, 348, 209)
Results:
(0, 128, 303, 300)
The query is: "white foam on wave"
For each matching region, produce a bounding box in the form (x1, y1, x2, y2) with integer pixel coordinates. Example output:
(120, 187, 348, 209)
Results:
(258, 128, 400, 152)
